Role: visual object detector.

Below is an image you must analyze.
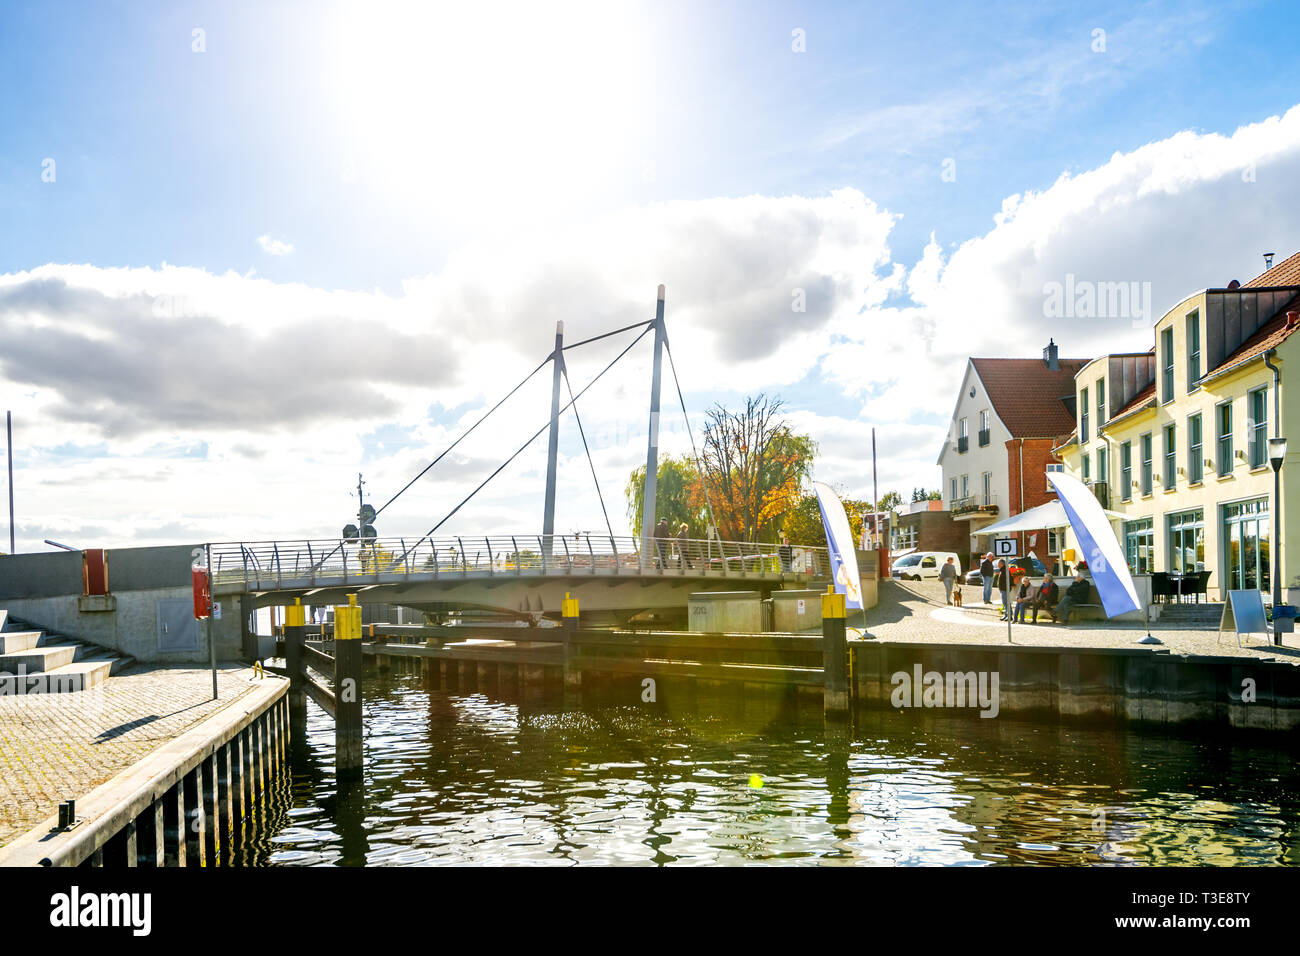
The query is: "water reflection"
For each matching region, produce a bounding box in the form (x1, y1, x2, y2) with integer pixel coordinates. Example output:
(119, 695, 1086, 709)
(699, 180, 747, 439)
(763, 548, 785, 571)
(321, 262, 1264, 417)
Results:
(249, 665, 1300, 866)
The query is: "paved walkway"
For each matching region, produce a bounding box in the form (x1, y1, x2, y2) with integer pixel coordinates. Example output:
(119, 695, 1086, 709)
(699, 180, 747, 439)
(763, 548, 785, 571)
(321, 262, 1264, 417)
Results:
(858, 581, 1300, 662)
(0, 663, 262, 847)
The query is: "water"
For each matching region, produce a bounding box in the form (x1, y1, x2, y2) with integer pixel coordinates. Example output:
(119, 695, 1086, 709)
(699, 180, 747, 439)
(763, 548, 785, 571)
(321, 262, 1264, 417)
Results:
(244, 666, 1300, 866)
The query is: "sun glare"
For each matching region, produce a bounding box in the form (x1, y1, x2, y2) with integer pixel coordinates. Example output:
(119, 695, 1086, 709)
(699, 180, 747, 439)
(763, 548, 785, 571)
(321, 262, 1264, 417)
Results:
(328, 1, 657, 227)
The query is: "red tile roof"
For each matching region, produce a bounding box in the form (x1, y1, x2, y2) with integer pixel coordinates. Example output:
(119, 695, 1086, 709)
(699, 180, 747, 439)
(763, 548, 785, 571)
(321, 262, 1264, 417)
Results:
(1201, 291, 1300, 382)
(1106, 383, 1156, 424)
(971, 357, 1089, 438)
(1244, 250, 1300, 288)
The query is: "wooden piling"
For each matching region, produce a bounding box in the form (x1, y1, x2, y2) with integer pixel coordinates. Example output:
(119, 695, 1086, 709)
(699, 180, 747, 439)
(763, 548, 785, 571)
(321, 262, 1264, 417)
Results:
(285, 598, 307, 723)
(822, 586, 849, 718)
(335, 593, 365, 780)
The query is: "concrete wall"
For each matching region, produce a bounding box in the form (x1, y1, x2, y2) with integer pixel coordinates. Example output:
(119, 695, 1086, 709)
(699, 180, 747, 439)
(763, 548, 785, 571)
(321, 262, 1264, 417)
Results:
(0, 543, 246, 663)
(688, 591, 762, 633)
(0, 589, 245, 664)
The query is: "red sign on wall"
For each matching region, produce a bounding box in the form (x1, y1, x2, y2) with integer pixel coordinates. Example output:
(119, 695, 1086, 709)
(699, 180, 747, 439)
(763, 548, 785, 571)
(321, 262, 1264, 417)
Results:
(192, 567, 212, 620)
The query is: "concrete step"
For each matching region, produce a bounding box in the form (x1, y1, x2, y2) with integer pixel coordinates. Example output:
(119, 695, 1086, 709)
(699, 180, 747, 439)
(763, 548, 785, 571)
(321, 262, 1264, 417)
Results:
(0, 659, 114, 695)
(0, 630, 44, 654)
(0, 644, 78, 673)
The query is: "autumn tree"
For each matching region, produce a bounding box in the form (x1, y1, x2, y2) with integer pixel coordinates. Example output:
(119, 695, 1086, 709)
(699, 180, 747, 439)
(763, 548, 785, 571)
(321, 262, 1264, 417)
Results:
(691, 395, 816, 542)
(779, 493, 872, 549)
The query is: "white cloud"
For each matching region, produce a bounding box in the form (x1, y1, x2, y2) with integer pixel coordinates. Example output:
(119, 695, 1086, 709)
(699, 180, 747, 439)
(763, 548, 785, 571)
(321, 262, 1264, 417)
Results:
(256, 234, 294, 256)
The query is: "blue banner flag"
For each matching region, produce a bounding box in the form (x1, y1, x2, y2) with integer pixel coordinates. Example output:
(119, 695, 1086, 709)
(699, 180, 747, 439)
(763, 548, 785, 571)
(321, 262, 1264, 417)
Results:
(1048, 471, 1140, 617)
(813, 481, 863, 610)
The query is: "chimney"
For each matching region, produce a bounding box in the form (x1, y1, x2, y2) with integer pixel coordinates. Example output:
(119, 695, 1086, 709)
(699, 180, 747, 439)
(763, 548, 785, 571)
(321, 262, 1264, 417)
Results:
(1287, 311, 1299, 330)
(1043, 338, 1059, 370)
(1265, 252, 1276, 270)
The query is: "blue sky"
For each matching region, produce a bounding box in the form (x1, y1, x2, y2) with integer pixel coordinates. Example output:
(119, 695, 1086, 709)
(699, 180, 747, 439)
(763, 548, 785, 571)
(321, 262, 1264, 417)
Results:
(4, 0, 1300, 548)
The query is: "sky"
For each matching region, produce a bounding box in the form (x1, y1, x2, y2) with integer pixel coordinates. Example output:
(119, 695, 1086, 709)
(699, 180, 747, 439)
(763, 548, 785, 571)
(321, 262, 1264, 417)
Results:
(4, 0, 1300, 551)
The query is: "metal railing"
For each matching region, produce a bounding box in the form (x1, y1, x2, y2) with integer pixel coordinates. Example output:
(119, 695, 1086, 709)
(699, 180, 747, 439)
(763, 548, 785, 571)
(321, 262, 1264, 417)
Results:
(207, 534, 829, 590)
(952, 494, 999, 517)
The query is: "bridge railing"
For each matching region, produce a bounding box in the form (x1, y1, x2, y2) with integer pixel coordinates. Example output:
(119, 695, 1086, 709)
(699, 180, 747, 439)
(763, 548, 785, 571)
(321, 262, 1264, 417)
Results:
(207, 535, 829, 590)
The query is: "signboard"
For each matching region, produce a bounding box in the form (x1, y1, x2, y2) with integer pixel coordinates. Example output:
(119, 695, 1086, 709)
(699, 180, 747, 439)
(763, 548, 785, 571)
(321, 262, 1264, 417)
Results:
(797, 599, 806, 616)
(1221, 590, 1268, 636)
(993, 537, 1017, 558)
(191, 567, 211, 620)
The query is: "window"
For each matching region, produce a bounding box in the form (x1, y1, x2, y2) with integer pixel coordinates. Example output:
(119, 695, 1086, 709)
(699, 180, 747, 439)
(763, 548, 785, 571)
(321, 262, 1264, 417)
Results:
(1124, 518, 1154, 573)
(1080, 387, 1090, 444)
(1139, 433, 1152, 496)
(1082, 453, 1091, 482)
(1097, 445, 1108, 485)
(958, 417, 969, 453)
(1186, 310, 1201, 388)
(1047, 529, 1062, 555)
(978, 409, 990, 447)
(1216, 401, 1232, 477)
(1188, 413, 1203, 484)
(1223, 498, 1270, 592)
(1120, 441, 1133, 500)
(1163, 424, 1176, 489)
(1161, 327, 1175, 402)
(950, 477, 957, 503)
(921, 556, 936, 569)
(1167, 510, 1204, 574)
(1248, 387, 1268, 468)
(961, 474, 969, 499)
(1097, 377, 1106, 424)
(982, 471, 992, 505)
(1046, 462, 1064, 492)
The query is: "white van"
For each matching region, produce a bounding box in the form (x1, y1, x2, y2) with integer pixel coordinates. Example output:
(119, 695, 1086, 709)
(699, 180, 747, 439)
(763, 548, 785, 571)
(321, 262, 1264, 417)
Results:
(890, 551, 961, 581)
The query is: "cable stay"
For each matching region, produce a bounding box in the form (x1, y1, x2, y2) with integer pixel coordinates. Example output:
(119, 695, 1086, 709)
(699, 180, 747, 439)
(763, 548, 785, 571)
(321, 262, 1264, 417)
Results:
(395, 320, 655, 564)
(663, 333, 720, 543)
(562, 362, 616, 540)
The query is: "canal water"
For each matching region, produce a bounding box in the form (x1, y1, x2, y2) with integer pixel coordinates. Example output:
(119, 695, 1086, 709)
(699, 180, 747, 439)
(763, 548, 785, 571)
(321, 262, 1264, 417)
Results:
(243, 665, 1300, 866)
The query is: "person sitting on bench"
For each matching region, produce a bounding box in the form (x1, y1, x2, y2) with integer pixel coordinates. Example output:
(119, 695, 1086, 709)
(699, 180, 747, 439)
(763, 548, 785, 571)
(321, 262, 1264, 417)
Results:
(1055, 572, 1091, 625)
(1028, 573, 1059, 623)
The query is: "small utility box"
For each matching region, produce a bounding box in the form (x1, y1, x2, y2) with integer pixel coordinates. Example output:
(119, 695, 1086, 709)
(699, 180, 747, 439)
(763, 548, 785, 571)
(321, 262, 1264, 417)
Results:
(771, 589, 824, 632)
(688, 591, 762, 633)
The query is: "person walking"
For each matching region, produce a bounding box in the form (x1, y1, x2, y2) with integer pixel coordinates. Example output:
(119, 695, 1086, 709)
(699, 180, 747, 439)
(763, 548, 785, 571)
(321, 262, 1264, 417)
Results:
(676, 521, 692, 569)
(778, 533, 793, 573)
(939, 556, 958, 604)
(980, 552, 995, 604)
(654, 518, 671, 569)
(995, 559, 1011, 620)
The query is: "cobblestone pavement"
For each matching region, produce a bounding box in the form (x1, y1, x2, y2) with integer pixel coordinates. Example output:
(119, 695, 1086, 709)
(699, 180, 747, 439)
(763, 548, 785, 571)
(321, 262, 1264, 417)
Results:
(858, 580, 1300, 662)
(0, 663, 262, 847)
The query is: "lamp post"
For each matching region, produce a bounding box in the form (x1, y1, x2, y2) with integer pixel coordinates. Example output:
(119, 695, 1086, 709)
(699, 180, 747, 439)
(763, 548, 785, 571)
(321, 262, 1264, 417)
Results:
(1269, 435, 1288, 646)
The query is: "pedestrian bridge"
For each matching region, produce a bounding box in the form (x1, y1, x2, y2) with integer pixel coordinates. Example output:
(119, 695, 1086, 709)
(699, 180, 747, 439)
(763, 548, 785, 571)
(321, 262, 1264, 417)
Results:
(209, 534, 832, 619)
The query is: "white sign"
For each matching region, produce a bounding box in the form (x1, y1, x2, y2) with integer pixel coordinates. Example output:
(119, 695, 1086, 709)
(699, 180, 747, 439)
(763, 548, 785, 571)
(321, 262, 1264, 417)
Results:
(212, 602, 222, 621)
(993, 537, 1017, 558)
(797, 599, 806, 615)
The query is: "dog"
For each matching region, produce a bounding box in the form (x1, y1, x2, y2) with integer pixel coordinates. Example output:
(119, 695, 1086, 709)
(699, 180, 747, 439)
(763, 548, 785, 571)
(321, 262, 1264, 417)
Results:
(953, 584, 963, 607)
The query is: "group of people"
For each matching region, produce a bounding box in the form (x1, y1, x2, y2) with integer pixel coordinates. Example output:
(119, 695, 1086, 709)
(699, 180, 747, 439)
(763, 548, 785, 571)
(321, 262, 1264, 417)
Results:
(937, 553, 1092, 626)
(652, 518, 694, 569)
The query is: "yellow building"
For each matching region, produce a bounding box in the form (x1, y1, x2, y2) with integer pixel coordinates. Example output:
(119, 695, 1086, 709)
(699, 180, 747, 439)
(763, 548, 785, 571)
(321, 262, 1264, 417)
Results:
(1054, 254, 1300, 604)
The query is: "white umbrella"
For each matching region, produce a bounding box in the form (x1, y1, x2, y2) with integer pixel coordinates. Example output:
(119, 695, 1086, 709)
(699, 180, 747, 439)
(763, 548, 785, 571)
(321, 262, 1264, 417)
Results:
(973, 499, 1125, 536)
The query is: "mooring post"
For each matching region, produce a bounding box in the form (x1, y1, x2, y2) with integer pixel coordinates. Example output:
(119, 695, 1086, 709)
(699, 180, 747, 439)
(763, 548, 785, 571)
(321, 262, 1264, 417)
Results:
(822, 585, 849, 718)
(562, 591, 581, 695)
(285, 597, 306, 723)
(335, 593, 364, 780)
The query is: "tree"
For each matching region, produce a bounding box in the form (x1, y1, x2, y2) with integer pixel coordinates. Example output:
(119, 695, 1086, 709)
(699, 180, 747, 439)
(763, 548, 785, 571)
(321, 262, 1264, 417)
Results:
(780, 494, 871, 549)
(911, 487, 942, 501)
(624, 455, 706, 538)
(877, 491, 903, 512)
(691, 395, 817, 542)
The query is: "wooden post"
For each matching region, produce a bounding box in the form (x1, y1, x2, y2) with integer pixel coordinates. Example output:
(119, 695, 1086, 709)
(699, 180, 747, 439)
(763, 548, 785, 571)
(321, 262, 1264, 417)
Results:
(562, 591, 582, 697)
(822, 585, 849, 719)
(335, 593, 364, 780)
(285, 598, 306, 723)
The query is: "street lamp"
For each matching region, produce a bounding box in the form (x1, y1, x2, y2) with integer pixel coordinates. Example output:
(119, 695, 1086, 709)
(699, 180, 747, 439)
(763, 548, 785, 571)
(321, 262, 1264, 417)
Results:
(1270, 435, 1289, 645)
